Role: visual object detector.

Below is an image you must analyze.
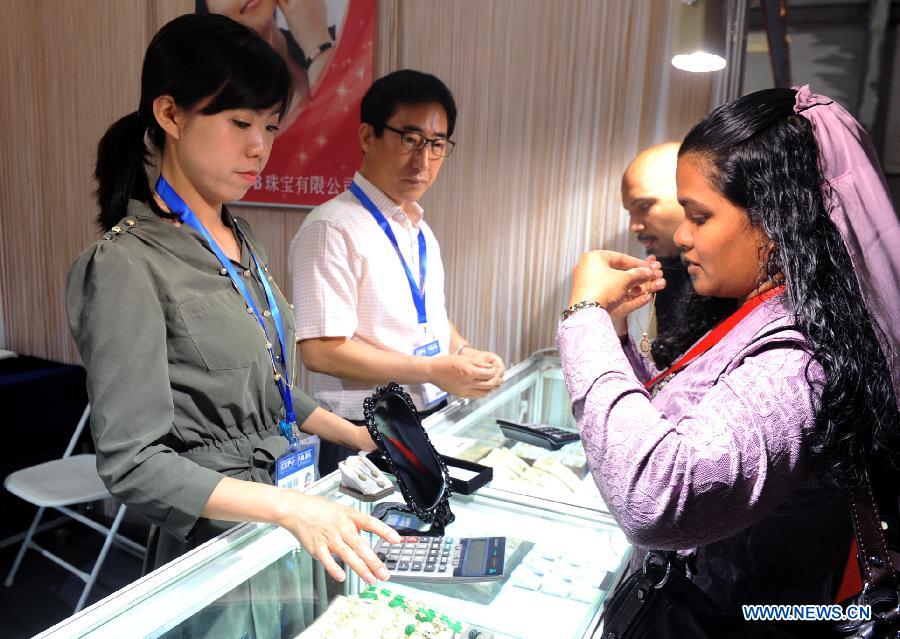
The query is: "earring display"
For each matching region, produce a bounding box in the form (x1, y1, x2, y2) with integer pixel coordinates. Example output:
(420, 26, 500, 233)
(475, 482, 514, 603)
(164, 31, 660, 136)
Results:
(339, 452, 395, 501)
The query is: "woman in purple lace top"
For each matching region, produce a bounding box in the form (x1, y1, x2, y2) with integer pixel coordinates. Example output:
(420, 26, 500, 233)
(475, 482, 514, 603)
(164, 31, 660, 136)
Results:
(557, 87, 899, 614)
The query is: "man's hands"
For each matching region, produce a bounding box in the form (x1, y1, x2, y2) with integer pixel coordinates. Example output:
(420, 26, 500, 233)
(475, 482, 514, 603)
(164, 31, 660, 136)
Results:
(460, 346, 505, 387)
(567, 251, 666, 326)
(277, 491, 401, 584)
(427, 353, 503, 398)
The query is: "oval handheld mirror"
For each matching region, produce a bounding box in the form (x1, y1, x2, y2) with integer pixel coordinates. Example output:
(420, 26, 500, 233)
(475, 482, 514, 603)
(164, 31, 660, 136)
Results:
(364, 382, 455, 532)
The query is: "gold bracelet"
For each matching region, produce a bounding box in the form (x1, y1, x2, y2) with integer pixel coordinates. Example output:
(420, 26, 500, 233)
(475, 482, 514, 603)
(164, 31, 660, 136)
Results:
(560, 300, 603, 321)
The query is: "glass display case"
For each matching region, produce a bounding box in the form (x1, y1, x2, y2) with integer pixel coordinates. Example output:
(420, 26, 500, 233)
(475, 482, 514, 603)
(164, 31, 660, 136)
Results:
(36, 472, 630, 639)
(423, 353, 606, 511)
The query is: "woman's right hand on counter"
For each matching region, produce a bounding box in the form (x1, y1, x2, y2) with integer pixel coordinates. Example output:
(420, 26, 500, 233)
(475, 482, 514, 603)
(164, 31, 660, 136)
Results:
(202, 477, 401, 585)
(278, 491, 402, 584)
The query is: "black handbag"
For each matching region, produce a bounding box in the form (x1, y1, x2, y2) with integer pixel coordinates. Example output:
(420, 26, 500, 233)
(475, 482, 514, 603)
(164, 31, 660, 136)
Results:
(600, 472, 900, 639)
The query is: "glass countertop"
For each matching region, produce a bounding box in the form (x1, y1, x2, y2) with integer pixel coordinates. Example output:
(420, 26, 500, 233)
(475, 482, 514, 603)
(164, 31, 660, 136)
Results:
(37, 472, 630, 639)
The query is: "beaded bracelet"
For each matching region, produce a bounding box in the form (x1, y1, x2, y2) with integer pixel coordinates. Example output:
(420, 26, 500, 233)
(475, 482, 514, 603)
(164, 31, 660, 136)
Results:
(560, 300, 603, 321)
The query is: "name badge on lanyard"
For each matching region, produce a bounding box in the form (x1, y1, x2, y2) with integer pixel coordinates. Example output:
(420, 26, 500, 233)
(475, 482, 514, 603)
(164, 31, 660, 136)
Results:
(350, 182, 447, 408)
(413, 326, 447, 408)
(275, 434, 319, 491)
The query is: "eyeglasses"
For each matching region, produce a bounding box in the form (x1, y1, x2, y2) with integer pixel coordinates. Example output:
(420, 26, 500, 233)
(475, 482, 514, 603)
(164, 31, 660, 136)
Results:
(383, 124, 456, 158)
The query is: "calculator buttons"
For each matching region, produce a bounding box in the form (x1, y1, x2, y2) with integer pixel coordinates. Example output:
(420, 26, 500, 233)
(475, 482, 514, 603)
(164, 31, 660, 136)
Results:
(379, 536, 504, 582)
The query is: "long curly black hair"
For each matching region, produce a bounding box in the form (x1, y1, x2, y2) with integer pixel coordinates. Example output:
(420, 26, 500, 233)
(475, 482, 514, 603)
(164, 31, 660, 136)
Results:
(652, 88, 898, 489)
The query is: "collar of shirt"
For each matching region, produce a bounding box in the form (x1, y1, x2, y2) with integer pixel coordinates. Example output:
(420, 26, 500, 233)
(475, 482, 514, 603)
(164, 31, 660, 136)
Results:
(353, 172, 425, 229)
(126, 200, 254, 271)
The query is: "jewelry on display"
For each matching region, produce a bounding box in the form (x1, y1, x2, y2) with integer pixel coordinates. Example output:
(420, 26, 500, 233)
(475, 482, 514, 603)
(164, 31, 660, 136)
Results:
(638, 291, 657, 355)
(560, 300, 603, 321)
(338, 453, 394, 501)
(297, 586, 464, 638)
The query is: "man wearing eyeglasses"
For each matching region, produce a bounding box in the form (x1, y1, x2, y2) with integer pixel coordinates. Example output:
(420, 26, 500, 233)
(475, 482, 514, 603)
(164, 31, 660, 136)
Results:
(290, 70, 505, 474)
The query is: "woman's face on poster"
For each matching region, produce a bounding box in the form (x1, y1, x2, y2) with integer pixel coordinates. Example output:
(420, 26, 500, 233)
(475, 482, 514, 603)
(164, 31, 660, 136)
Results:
(206, 0, 277, 35)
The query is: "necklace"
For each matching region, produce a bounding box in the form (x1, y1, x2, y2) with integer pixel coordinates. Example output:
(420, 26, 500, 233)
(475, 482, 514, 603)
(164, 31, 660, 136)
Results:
(639, 292, 656, 354)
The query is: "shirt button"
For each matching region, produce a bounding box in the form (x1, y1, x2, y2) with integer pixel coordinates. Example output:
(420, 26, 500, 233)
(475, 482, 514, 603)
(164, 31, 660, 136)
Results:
(124, 219, 136, 227)
(289, 303, 294, 310)
(262, 310, 271, 318)
(275, 354, 282, 362)
(219, 268, 228, 275)
(243, 269, 252, 278)
(111, 225, 122, 234)
(246, 306, 254, 314)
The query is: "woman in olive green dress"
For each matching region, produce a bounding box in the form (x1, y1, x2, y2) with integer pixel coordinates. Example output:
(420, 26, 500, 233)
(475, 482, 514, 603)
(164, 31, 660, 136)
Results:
(66, 13, 399, 608)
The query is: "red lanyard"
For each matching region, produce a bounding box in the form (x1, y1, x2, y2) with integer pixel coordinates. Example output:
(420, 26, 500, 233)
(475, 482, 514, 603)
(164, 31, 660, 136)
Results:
(644, 286, 785, 391)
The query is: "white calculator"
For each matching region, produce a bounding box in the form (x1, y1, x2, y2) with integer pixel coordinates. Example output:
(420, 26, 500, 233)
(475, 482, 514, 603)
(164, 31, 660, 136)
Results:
(374, 536, 506, 583)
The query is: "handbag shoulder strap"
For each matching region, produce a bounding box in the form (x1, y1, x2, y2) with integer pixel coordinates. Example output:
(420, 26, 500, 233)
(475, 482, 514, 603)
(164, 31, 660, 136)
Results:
(849, 468, 899, 620)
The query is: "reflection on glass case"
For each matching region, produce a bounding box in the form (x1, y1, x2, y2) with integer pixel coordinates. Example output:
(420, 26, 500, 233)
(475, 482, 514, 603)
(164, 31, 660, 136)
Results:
(37, 473, 630, 639)
(424, 354, 606, 511)
(37, 355, 629, 639)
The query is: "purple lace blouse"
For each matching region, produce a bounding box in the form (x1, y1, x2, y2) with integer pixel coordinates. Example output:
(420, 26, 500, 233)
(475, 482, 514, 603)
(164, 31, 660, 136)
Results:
(557, 294, 851, 611)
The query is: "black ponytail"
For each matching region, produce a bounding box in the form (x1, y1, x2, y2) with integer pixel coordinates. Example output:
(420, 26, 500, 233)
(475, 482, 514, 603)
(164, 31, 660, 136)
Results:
(94, 112, 154, 231)
(92, 14, 292, 231)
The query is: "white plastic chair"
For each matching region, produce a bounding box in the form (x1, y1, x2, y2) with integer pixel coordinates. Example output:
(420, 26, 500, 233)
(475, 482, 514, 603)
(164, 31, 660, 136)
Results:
(3, 405, 144, 612)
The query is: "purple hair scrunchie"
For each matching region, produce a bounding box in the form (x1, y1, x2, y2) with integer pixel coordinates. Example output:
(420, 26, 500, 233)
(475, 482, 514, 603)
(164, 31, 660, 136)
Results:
(793, 84, 900, 405)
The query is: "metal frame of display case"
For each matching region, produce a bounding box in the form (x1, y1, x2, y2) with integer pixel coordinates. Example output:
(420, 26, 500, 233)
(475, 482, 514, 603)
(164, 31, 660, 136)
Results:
(422, 353, 604, 512)
(36, 353, 627, 639)
(36, 471, 630, 639)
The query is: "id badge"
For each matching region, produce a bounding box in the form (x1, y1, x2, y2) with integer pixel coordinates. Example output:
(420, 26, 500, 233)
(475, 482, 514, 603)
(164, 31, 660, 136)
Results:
(413, 327, 448, 408)
(276, 434, 319, 492)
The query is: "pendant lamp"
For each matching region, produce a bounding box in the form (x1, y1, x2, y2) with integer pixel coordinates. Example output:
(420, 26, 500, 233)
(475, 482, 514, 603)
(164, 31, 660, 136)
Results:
(671, 0, 727, 72)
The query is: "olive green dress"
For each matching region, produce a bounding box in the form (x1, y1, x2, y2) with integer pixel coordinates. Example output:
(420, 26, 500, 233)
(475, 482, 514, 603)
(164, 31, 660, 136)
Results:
(67, 200, 327, 637)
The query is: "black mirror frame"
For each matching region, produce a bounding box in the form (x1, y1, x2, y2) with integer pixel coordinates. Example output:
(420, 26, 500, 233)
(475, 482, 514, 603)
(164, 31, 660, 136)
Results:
(363, 382, 455, 530)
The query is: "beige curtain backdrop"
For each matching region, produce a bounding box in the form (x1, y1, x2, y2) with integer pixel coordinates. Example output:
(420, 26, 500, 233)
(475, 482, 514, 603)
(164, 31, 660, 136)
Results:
(0, 0, 711, 379)
(384, 0, 711, 368)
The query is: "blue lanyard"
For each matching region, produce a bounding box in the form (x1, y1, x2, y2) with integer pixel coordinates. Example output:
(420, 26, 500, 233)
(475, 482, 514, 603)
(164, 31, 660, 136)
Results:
(155, 176, 297, 440)
(349, 182, 427, 325)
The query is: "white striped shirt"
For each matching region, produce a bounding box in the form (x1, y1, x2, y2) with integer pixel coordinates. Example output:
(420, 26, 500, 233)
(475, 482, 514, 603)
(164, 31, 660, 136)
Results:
(289, 173, 451, 419)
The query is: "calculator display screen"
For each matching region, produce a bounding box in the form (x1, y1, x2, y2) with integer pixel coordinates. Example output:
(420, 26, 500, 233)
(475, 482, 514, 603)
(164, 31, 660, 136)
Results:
(462, 539, 487, 575)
